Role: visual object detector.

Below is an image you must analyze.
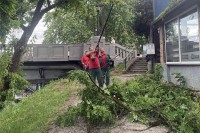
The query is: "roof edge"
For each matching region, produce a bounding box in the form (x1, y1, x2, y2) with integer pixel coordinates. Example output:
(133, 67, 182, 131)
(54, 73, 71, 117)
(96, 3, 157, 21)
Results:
(152, 0, 186, 25)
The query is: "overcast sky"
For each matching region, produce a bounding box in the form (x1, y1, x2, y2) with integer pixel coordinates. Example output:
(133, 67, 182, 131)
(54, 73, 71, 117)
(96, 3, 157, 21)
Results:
(29, 18, 47, 44)
(10, 18, 47, 44)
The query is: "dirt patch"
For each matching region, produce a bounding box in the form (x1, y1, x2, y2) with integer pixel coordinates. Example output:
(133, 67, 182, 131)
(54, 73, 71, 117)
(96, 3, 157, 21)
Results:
(47, 116, 169, 133)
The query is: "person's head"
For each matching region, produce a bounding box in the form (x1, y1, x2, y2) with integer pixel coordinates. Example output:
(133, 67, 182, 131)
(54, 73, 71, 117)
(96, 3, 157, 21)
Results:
(100, 47, 105, 54)
(84, 50, 88, 55)
(89, 46, 94, 51)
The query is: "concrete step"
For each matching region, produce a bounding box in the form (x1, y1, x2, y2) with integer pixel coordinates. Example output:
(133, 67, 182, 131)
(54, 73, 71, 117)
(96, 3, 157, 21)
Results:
(131, 65, 147, 68)
(129, 70, 146, 72)
(128, 71, 146, 75)
(130, 68, 147, 71)
(130, 66, 147, 69)
(134, 63, 147, 65)
(125, 57, 147, 75)
(132, 63, 147, 66)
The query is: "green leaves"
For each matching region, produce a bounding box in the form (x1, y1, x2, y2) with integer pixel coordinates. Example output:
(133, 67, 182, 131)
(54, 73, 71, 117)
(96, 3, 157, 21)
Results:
(62, 69, 200, 132)
(0, 0, 17, 41)
(43, 0, 137, 46)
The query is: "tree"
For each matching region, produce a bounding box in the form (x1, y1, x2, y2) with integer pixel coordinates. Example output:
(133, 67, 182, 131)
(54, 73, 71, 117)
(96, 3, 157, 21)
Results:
(43, 4, 96, 44)
(132, 0, 153, 39)
(43, 0, 135, 46)
(0, 0, 17, 43)
(9, 0, 82, 73)
(2, 0, 84, 92)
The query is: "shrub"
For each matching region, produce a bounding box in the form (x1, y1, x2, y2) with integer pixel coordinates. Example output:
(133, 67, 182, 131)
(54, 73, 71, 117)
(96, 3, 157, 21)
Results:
(59, 70, 200, 133)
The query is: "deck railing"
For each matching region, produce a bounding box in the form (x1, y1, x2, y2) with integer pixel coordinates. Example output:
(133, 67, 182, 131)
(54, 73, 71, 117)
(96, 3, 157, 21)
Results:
(0, 43, 137, 68)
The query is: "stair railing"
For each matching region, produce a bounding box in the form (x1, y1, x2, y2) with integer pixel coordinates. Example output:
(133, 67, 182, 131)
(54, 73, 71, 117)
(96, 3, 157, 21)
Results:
(124, 50, 137, 71)
(115, 43, 132, 59)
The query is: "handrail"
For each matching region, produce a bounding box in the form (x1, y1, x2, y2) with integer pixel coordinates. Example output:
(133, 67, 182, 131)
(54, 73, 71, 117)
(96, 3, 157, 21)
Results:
(124, 50, 137, 71)
(114, 44, 132, 59)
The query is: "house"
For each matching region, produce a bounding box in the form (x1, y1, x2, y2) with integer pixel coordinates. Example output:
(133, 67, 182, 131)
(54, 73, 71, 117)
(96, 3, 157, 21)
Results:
(152, 0, 200, 90)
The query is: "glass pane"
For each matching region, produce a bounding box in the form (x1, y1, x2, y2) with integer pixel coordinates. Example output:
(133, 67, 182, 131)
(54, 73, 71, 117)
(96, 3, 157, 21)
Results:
(180, 9, 200, 61)
(166, 19, 179, 62)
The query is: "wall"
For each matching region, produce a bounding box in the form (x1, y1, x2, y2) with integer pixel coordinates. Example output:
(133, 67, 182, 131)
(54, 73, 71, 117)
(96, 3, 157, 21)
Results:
(162, 64, 200, 90)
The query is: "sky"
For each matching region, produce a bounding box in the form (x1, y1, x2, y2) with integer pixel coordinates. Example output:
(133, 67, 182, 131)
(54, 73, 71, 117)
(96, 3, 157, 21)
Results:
(10, 18, 47, 44)
(29, 18, 47, 44)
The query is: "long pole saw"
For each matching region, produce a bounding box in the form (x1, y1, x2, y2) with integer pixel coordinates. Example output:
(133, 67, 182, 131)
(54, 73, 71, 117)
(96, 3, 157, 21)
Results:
(95, 4, 114, 51)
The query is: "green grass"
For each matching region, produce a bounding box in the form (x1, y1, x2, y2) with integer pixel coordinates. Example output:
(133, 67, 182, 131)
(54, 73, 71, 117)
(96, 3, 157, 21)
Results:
(0, 79, 80, 133)
(110, 63, 125, 76)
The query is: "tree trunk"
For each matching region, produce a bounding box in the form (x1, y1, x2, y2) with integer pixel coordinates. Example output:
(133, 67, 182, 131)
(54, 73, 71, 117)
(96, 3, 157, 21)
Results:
(3, 1, 45, 92)
(1, 0, 66, 102)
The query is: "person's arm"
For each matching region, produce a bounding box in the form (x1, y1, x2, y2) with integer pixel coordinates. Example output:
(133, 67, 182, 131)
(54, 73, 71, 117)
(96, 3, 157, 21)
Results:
(86, 51, 92, 56)
(107, 54, 111, 60)
(95, 47, 99, 57)
(81, 57, 84, 64)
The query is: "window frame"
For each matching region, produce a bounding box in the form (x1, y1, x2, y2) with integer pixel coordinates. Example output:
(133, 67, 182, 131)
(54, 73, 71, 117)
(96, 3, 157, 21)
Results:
(164, 6, 200, 65)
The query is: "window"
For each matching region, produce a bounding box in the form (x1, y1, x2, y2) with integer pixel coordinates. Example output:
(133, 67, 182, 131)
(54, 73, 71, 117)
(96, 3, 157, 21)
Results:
(166, 19, 179, 62)
(180, 9, 199, 61)
(165, 8, 200, 63)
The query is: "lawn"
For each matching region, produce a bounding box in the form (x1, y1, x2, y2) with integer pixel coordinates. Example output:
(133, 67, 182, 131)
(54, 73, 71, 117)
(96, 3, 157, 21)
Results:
(0, 79, 80, 133)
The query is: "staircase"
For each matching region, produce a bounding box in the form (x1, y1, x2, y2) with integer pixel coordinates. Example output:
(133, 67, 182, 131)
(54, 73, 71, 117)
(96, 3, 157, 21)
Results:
(127, 57, 147, 74)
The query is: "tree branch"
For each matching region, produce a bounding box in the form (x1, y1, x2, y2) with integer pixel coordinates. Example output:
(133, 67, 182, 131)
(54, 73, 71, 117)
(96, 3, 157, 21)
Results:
(32, 0, 45, 19)
(40, 0, 69, 15)
(20, 24, 27, 31)
(47, 0, 50, 7)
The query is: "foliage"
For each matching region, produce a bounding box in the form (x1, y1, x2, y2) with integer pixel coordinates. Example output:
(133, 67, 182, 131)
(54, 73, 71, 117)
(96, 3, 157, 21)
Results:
(5, 0, 88, 77)
(43, 0, 136, 46)
(172, 72, 186, 86)
(151, 64, 163, 81)
(0, 53, 11, 79)
(56, 106, 79, 127)
(57, 70, 125, 130)
(0, 79, 80, 133)
(0, 52, 29, 108)
(110, 63, 124, 76)
(0, 53, 11, 108)
(59, 70, 200, 133)
(43, 8, 94, 44)
(131, 0, 153, 40)
(0, 0, 17, 43)
(123, 77, 200, 132)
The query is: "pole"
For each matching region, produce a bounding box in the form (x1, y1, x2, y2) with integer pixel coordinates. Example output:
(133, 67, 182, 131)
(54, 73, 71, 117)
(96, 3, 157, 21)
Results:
(95, 4, 114, 50)
(96, 7, 100, 36)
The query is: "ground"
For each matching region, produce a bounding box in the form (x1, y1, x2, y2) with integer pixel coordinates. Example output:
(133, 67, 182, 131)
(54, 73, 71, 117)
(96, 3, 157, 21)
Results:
(46, 74, 170, 133)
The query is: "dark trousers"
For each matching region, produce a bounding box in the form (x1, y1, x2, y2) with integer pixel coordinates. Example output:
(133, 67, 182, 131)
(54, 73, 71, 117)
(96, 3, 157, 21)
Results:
(89, 68, 103, 87)
(102, 68, 110, 86)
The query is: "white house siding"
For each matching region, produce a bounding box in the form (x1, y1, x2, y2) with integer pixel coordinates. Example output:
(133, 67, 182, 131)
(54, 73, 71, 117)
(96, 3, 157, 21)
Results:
(162, 64, 200, 90)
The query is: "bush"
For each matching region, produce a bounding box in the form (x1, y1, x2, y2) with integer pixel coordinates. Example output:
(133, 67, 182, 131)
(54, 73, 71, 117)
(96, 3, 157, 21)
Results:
(64, 70, 200, 133)
(56, 106, 79, 127)
(0, 52, 29, 108)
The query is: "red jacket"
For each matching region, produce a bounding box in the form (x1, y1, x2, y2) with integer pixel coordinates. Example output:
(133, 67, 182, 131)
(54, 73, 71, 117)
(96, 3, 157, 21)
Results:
(87, 51, 100, 69)
(100, 53, 108, 69)
(81, 55, 89, 68)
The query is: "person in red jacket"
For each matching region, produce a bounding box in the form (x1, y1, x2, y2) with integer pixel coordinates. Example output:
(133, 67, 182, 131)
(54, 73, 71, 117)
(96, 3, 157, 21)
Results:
(86, 46, 103, 87)
(100, 48, 111, 86)
(81, 51, 89, 70)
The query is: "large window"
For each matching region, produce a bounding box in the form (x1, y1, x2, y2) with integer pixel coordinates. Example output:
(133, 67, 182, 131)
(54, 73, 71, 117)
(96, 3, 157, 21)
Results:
(165, 8, 200, 63)
(166, 19, 179, 62)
